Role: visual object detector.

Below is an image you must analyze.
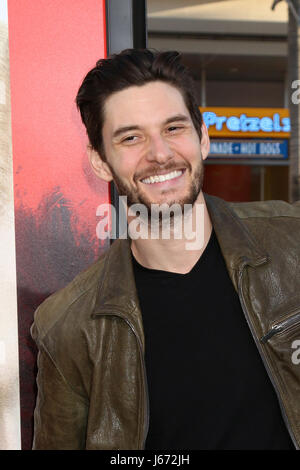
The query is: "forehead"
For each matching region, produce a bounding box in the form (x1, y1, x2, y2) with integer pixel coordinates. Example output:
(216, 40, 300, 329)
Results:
(103, 81, 190, 132)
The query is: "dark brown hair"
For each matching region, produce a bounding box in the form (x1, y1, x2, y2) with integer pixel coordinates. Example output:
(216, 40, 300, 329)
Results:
(76, 48, 202, 160)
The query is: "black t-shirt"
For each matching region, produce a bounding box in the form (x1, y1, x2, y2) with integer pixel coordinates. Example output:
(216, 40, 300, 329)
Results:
(131, 229, 295, 450)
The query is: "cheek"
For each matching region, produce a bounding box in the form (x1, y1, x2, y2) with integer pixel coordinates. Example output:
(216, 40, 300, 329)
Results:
(176, 138, 201, 161)
(116, 158, 138, 182)
(119, 149, 145, 177)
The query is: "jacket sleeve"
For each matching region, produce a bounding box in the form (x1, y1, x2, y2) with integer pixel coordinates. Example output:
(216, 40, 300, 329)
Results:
(32, 340, 89, 450)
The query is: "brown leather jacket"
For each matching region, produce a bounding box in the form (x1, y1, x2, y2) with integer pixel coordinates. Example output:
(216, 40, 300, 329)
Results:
(31, 194, 300, 449)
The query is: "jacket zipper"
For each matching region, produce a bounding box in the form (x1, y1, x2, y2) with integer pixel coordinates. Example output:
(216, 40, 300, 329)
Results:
(238, 264, 299, 450)
(261, 311, 300, 344)
(94, 310, 150, 449)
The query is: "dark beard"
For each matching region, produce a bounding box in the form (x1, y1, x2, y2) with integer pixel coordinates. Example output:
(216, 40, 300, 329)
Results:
(107, 159, 204, 213)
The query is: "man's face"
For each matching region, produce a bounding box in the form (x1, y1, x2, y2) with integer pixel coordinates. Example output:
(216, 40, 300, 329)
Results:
(92, 81, 209, 210)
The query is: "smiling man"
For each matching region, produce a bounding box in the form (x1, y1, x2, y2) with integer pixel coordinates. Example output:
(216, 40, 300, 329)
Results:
(31, 49, 300, 450)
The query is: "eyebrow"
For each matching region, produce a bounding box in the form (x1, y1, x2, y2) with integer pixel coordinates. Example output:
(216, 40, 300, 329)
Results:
(112, 114, 190, 140)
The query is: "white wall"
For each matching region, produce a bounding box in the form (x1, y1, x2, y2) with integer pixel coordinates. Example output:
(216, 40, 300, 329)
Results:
(0, 0, 21, 450)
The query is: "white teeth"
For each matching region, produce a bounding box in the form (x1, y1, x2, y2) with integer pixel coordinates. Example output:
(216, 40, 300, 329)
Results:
(142, 170, 183, 184)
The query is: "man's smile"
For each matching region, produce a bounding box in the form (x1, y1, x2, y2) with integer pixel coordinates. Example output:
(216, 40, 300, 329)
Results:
(141, 169, 185, 185)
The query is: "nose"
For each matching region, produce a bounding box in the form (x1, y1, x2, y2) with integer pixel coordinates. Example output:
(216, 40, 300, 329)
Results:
(146, 134, 174, 164)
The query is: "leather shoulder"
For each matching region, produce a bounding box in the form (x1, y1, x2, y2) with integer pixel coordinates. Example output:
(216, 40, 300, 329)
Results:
(31, 249, 109, 343)
(228, 199, 300, 220)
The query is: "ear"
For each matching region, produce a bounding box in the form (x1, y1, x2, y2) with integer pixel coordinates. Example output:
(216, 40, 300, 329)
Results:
(87, 146, 113, 182)
(200, 122, 210, 161)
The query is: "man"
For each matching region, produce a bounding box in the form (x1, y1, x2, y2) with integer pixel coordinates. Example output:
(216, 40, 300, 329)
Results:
(31, 48, 300, 450)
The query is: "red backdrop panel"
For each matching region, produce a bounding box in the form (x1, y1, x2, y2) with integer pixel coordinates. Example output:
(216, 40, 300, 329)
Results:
(8, 0, 108, 449)
(203, 165, 252, 202)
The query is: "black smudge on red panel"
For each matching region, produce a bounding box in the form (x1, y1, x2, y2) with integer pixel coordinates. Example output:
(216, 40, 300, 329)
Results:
(15, 188, 109, 449)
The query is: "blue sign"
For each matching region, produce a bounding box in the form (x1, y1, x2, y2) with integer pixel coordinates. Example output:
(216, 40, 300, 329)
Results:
(208, 139, 288, 159)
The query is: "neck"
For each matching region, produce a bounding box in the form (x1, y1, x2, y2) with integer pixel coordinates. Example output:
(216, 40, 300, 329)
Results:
(130, 191, 212, 274)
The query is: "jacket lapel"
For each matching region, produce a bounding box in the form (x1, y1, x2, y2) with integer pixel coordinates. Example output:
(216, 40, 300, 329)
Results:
(204, 194, 269, 290)
(92, 236, 146, 351)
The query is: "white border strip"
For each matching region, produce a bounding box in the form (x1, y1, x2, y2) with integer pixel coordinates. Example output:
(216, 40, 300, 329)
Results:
(0, 0, 21, 450)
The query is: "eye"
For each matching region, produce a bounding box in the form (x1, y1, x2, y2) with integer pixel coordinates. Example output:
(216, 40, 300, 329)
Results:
(167, 125, 184, 133)
(122, 135, 138, 143)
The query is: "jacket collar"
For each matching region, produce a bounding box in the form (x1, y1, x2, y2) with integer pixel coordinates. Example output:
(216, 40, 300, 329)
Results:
(204, 194, 269, 288)
(92, 193, 269, 349)
(92, 235, 146, 349)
